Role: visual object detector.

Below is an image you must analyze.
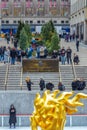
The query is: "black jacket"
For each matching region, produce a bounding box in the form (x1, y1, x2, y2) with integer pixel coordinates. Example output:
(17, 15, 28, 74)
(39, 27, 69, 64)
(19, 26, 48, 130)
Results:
(9, 107, 16, 124)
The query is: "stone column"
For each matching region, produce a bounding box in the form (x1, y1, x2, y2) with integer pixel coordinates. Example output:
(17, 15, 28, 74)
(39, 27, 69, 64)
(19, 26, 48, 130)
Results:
(84, 20, 87, 44)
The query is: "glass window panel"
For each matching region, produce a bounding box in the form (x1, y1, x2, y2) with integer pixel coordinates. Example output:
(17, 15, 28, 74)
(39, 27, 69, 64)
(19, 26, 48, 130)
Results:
(60, 0, 70, 16)
(1, 1, 10, 17)
(37, 0, 45, 16)
(49, 0, 58, 16)
(25, 0, 34, 16)
(13, 0, 22, 17)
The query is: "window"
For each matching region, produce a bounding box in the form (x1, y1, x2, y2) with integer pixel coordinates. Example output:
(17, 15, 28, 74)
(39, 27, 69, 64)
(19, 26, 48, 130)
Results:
(25, 21, 28, 23)
(42, 20, 45, 23)
(66, 21, 69, 23)
(30, 20, 33, 24)
(1, 20, 4, 23)
(61, 21, 64, 23)
(37, 21, 40, 23)
(6, 20, 9, 23)
(54, 20, 57, 23)
(13, 21, 17, 23)
(18, 21, 20, 23)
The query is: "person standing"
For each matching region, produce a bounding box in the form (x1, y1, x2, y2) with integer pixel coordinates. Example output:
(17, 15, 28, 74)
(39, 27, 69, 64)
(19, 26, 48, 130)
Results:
(9, 104, 16, 128)
(76, 38, 79, 51)
(60, 47, 66, 65)
(25, 77, 33, 91)
(10, 48, 17, 65)
(39, 78, 45, 91)
(66, 47, 72, 64)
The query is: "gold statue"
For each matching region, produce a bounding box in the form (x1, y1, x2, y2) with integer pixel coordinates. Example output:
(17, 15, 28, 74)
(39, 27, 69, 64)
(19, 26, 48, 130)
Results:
(30, 90, 87, 130)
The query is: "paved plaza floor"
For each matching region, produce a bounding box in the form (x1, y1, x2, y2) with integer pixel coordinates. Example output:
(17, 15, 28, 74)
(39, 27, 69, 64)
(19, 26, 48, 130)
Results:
(0, 126, 87, 130)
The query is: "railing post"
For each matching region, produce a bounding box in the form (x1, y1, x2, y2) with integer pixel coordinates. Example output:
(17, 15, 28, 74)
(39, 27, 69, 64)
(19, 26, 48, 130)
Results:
(19, 116, 21, 126)
(70, 115, 72, 127)
(2, 116, 4, 127)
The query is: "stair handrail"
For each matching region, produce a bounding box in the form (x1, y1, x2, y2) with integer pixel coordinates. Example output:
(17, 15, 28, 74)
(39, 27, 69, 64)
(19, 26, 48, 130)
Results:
(4, 64, 9, 90)
(59, 63, 62, 82)
(71, 59, 77, 80)
(20, 62, 23, 90)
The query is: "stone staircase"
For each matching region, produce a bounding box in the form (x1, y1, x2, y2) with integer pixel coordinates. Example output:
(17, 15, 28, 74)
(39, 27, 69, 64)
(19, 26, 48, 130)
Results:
(74, 66, 87, 88)
(6, 65, 21, 90)
(60, 65, 74, 91)
(22, 72, 60, 90)
(0, 65, 7, 90)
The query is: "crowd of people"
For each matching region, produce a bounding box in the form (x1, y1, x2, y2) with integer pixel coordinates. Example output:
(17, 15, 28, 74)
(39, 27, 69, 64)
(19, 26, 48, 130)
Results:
(72, 78, 86, 90)
(25, 76, 86, 91)
(0, 46, 23, 65)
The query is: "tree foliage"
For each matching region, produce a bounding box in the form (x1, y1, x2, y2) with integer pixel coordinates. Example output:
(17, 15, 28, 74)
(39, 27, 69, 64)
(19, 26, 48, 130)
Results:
(50, 33, 60, 52)
(19, 28, 29, 50)
(41, 20, 56, 42)
(24, 23, 32, 44)
(41, 20, 60, 54)
(16, 21, 24, 39)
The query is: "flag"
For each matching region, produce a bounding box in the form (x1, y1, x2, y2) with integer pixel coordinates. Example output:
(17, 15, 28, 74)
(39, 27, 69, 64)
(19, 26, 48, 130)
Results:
(54, 1, 56, 7)
(61, 1, 64, 6)
(26, 1, 30, 8)
(38, 1, 40, 8)
(49, 1, 52, 8)
(42, 1, 44, 7)
(13, 2, 17, 7)
(1, 1, 6, 8)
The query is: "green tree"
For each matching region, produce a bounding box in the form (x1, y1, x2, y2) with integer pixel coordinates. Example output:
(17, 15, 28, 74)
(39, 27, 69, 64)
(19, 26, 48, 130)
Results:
(19, 28, 28, 50)
(41, 20, 55, 42)
(16, 21, 24, 39)
(24, 23, 32, 44)
(48, 33, 60, 54)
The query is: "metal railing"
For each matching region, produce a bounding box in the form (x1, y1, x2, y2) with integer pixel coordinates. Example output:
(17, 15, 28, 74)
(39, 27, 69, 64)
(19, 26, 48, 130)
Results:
(59, 64, 62, 82)
(71, 59, 77, 80)
(20, 66, 23, 90)
(0, 114, 87, 127)
(4, 64, 9, 90)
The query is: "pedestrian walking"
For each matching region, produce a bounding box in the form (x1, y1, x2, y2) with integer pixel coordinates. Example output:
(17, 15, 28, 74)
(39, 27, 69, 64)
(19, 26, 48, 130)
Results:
(25, 76, 33, 91)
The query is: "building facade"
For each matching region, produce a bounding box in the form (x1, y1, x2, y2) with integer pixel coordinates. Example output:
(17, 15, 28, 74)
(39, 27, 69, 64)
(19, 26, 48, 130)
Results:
(0, 0, 70, 34)
(71, 0, 87, 43)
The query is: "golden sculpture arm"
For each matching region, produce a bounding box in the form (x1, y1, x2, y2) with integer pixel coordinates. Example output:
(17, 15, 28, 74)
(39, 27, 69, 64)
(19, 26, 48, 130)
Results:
(30, 90, 87, 130)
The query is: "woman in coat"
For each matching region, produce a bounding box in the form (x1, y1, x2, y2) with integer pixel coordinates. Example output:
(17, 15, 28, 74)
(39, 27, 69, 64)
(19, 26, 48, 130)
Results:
(9, 104, 16, 128)
(25, 77, 33, 91)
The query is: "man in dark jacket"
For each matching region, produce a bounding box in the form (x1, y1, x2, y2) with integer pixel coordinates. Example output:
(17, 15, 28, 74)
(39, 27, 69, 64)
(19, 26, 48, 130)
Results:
(39, 78, 45, 91)
(10, 48, 17, 65)
(77, 78, 86, 90)
(66, 47, 72, 64)
(46, 82, 54, 91)
(72, 80, 77, 90)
